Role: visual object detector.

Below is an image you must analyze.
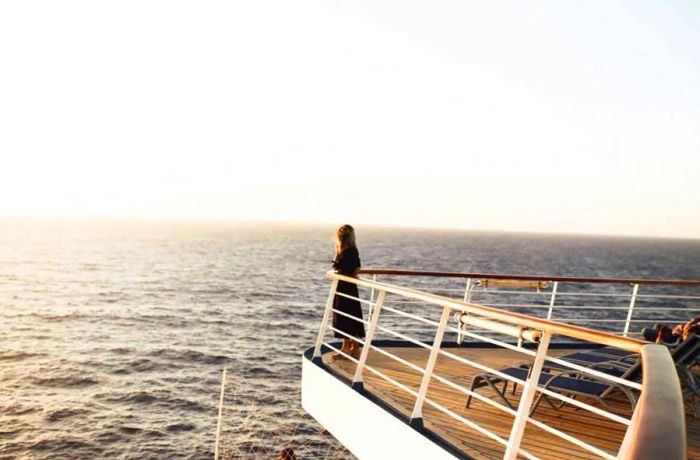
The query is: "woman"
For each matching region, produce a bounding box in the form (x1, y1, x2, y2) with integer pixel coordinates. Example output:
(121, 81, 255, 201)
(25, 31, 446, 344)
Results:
(332, 224, 365, 358)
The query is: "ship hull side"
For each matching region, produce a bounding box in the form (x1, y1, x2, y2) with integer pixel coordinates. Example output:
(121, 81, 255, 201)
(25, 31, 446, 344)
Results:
(301, 351, 461, 460)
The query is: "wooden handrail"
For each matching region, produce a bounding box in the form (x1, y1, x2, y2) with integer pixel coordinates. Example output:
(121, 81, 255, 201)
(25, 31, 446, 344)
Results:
(328, 272, 646, 352)
(618, 344, 686, 459)
(359, 268, 700, 286)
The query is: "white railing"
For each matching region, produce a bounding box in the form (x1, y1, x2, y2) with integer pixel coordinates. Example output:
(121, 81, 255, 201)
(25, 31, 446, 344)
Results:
(312, 271, 690, 460)
(364, 270, 700, 342)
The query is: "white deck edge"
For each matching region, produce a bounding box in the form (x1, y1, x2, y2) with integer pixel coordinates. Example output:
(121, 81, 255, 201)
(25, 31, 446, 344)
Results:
(301, 355, 461, 460)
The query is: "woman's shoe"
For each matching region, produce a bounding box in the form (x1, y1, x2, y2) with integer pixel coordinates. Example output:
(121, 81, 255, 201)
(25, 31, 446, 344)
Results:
(330, 352, 347, 361)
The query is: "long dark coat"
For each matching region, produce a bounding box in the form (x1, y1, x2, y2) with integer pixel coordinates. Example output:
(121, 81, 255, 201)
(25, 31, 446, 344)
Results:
(332, 246, 365, 339)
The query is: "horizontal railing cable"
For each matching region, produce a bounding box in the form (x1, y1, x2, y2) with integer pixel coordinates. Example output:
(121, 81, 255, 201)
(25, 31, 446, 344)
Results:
(474, 290, 629, 297)
(445, 325, 536, 356)
(525, 415, 616, 459)
(368, 345, 426, 374)
(438, 349, 526, 386)
(321, 341, 359, 364)
(542, 356, 642, 390)
(326, 326, 366, 346)
(334, 292, 378, 306)
(534, 386, 631, 425)
(359, 268, 700, 286)
(330, 308, 370, 326)
(374, 324, 433, 350)
(362, 363, 419, 398)
(380, 305, 442, 327)
(430, 371, 514, 415)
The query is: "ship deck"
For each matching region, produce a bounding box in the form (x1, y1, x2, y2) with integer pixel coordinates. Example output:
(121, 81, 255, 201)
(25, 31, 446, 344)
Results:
(322, 346, 700, 459)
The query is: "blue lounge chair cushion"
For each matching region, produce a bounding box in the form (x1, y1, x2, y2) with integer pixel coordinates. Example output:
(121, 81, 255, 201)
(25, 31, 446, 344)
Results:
(590, 347, 636, 358)
(561, 352, 630, 364)
(540, 361, 628, 378)
(494, 367, 610, 396)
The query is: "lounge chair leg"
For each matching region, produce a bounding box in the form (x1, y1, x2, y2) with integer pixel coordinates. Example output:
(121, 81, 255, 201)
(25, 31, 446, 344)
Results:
(687, 393, 699, 418)
(530, 392, 545, 416)
(543, 394, 559, 410)
(554, 395, 569, 409)
(512, 383, 517, 395)
(466, 376, 481, 409)
(485, 377, 515, 410)
(466, 375, 514, 410)
(682, 368, 700, 399)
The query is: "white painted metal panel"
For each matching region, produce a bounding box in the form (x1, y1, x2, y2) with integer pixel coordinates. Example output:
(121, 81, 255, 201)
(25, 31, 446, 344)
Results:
(302, 357, 459, 460)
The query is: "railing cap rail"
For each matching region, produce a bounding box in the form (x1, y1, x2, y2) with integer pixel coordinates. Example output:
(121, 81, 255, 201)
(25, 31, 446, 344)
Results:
(359, 268, 700, 286)
(328, 271, 646, 352)
(618, 344, 686, 459)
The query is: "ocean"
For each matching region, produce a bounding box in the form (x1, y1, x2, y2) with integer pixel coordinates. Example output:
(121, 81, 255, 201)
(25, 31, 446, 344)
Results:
(2, 220, 699, 459)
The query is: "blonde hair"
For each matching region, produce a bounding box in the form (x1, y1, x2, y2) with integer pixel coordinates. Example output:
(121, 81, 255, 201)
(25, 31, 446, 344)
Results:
(335, 224, 356, 253)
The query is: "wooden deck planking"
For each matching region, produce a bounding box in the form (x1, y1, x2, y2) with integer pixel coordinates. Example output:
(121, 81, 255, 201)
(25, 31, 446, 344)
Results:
(323, 347, 700, 459)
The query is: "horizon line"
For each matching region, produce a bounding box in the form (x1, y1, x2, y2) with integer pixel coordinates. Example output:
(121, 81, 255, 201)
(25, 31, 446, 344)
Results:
(2, 213, 699, 242)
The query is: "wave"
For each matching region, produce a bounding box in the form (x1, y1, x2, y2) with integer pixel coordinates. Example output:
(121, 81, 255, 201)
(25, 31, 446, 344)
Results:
(45, 407, 90, 423)
(147, 348, 235, 366)
(189, 287, 237, 295)
(109, 357, 183, 374)
(247, 367, 275, 376)
(0, 312, 85, 322)
(0, 401, 41, 416)
(0, 350, 44, 361)
(118, 425, 143, 435)
(32, 375, 100, 389)
(106, 347, 136, 355)
(0, 426, 26, 440)
(100, 391, 208, 413)
(30, 437, 97, 454)
(165, 423, 196, 432)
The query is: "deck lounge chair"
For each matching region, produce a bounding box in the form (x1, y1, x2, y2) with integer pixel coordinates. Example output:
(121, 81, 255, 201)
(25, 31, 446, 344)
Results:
(671, 335, 700, 416)
(465, 334, 700, 416)
(465, 365, 639, 414)
(552, 337, 691, 373)
(489, 349, 647, 408)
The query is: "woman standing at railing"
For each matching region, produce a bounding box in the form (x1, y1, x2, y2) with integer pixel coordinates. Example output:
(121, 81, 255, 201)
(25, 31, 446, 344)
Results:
(332, 224, 365, 358)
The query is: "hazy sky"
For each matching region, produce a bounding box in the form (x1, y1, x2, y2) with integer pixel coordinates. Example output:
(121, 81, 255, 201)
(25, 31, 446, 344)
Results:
(1, 1, 699, 237)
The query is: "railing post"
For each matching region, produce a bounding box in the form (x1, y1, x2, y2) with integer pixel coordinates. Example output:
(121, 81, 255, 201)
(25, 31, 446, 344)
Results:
(352, 290, 386, 391)
(623, 284, 640, 337)
(409, 305, 452, 429)
(546, 281, 558, 320)
(368, 274, 377, 319)
(504, 330, 551, 460)
(458, 278, 471, 345)
(463, 278, 473, 303)
(214, 368, 227, 460)
(313, 278, 339, 362)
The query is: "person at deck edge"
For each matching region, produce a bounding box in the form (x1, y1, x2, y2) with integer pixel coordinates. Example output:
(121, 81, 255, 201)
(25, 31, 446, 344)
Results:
(332, 224, 365, 358)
